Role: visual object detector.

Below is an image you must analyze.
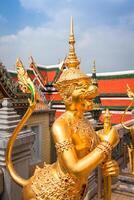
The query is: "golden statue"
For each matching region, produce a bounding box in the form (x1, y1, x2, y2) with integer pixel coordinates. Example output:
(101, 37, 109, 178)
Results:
(6, 17, 119, 200)
(121, 84, 134, 174)
(101, 109, 119, 200)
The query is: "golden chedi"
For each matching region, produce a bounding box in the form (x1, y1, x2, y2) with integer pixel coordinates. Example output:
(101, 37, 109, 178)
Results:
(6, 17, 119, 200)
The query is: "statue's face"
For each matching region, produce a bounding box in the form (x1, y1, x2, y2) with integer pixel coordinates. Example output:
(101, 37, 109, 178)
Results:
(71, 79, 98, 111)
(57, 78, 98, 111)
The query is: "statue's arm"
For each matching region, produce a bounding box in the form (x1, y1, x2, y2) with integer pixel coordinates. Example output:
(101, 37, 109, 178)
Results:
(52, 119, 118, 176)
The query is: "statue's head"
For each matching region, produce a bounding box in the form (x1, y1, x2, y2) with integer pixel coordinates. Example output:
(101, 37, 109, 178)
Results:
(54, 17, 98, 111)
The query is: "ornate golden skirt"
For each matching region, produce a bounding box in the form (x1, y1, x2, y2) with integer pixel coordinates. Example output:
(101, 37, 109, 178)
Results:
(31, 163, 84, 200)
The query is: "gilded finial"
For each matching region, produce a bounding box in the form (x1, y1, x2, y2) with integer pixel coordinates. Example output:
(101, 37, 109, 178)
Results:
(92, 60, 96, 73)
(91, 60, 98, 86)
(70, 16, 74, 36)
(103, 108, 111, 119)
(103, 108, 111, 134)
(65, 16, 80, 68)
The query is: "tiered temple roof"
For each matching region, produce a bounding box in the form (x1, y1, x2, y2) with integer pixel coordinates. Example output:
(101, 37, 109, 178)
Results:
(7, 63, 134, 124)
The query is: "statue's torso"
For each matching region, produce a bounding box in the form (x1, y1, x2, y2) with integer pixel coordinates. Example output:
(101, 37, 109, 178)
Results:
(70, 116, 99, 158)
(27, 112, 99, 200)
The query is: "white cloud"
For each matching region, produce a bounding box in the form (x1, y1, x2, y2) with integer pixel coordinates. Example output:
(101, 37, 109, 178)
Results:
(19, 0, 47, 11)
(78, 26, 134, 72)
(19, 0, 81, 21)
(0, 18, 134, 73)
(19, 0, 69, 15)
(0, 11, 69, 70)
(0, 2, 134, 73)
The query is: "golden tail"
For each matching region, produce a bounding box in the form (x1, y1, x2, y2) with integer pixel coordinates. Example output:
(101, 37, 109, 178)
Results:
(6, 59, 37, 187)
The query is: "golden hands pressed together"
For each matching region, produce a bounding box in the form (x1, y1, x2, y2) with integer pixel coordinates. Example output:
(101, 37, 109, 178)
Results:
(6, 18, 119, 200)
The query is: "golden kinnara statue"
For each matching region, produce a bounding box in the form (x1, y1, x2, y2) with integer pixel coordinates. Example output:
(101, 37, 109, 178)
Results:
(121, 84, 134, 174)
(6, 18, 119, 200)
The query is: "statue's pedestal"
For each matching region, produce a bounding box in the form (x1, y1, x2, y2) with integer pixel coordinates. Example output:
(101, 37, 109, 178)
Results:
(117, 173, 134, 194)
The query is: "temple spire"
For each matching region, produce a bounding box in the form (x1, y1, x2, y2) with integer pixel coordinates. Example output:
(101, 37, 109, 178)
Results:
(65, 17, 80, 69)
(91, 60, 98, 87)
(92, 60, 96, 74)
(70, 16, 74, 36)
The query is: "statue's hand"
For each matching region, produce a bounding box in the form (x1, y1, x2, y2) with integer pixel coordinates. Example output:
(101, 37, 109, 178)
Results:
(98, 127, 119, 148)
(102, 160, 119, 177)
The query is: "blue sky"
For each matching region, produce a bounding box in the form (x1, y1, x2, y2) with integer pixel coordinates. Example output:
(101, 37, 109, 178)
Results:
(0, 0, 134, 72)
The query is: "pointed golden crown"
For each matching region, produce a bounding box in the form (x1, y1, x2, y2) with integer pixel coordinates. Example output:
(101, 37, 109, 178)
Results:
(55, 17, 89, 87)
(65, 16, 80, 68)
